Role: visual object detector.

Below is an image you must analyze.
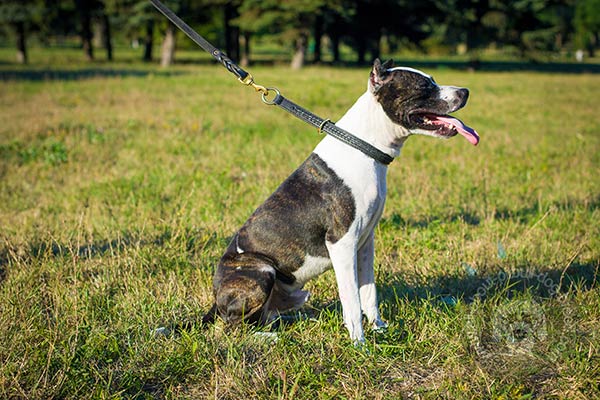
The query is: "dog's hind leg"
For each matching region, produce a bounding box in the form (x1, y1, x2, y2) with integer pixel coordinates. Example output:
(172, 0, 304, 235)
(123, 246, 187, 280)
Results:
(214, 259, 276, 325)
(267, 283, 310, 313)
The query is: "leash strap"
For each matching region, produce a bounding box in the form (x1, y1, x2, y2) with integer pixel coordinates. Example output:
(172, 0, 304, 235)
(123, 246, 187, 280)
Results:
(149, 0, 393, 166)
(149, 0, 249, 82)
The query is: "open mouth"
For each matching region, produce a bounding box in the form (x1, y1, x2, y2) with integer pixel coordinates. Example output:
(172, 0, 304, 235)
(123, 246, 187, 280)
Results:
(411, 112, 480, 145)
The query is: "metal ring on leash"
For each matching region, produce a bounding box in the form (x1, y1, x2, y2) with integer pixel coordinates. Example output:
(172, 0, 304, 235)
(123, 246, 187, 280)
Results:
(261, 87, 280, 105)
(318, 119, 330, 134)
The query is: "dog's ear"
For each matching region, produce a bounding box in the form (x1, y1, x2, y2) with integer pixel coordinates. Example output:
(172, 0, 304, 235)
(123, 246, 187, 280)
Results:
(370, 58, 394, 93)
(382, 59, 394, 69)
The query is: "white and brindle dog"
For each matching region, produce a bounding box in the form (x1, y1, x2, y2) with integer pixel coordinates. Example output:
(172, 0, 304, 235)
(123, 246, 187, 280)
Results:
(203, 59, 479, 344)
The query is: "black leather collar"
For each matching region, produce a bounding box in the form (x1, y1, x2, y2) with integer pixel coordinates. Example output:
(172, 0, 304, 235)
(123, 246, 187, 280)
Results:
(273, 94, 394, 165)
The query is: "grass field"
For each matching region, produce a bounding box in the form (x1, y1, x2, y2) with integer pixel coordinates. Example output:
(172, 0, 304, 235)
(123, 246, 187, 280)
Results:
(1, 49, 599, 399)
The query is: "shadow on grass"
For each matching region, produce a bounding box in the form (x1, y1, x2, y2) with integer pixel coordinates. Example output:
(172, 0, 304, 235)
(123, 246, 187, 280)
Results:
(0, 228, 226, 284)
(389, 59, 600, 74)
(1, 59, 599, 82)
(170, 56, 600, 74)
(1, 216, 597, 324)
(377, 260, 599, 306)
(0, 68, 186, 81)
(381, 194, 600, 229)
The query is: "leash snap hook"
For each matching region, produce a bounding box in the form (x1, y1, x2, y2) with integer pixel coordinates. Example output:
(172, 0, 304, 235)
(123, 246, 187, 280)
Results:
(239, 73, 277, 104)
(239, 73, 267, 93)
(251, 82, 268, 94)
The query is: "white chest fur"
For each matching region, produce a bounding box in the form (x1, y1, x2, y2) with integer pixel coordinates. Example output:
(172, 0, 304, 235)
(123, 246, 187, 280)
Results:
(284, 90, 405, 292)
(313, 90, 401, 247)
(291, 254, 332, 286)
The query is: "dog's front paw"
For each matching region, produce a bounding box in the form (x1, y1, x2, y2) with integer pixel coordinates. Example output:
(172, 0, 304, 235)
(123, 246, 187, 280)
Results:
(352, 338, 373, 354)
(352, 337, 367, 350)
(371, 319, 388, 332)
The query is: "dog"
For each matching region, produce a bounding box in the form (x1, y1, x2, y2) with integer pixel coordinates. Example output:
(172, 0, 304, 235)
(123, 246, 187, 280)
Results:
(203, 59, 479, 344)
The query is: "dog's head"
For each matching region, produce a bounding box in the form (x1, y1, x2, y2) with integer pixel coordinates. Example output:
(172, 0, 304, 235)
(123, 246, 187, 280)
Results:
(369, 59, 479, 145)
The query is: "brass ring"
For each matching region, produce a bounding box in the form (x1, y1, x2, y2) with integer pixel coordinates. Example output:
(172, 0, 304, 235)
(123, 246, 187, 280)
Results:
(318, 119, 330, 134)
(261, 87, 280, 105)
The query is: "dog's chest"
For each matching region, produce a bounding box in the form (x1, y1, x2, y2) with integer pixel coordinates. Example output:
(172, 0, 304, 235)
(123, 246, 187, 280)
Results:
(289, 157, 384, 289)
(291, 254, 332, 286)
(315, 137, 388, 239)
(280, 145, 386, 286)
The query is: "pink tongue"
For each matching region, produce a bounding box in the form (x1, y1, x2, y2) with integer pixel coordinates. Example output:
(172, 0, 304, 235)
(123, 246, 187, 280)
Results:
(431, 115, 480, 145)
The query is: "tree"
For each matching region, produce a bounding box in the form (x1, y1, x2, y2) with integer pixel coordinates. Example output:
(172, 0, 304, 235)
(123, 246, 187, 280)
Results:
(340, 0, 434, 64)
(536, 0, 575, 51)
(574, 0, 600, 56)
(151, 0, 219, 67)
(153, 0, 190, 67)
(95, 0, 115, 61)
(160, 21, 177, 66)
(75, 0, 97, 60)
(432, 0, 493, 53)
(315, 1, 354, 63)
(233, 2, 265, 66)
(114, 0, 158, 62)
(344, 0, 381, 64)
(224, 1, 240, 62)
(323, 4, 355, 63)
(0, 1, 43, 64)
(236, 0, 331, 69)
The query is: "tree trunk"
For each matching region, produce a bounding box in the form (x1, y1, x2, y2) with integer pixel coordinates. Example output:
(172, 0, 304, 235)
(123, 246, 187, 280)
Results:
(240, 31, 250, 67)
(356, 36, 367, 65)
(93, 20, 102, 47)
(587, 32, 597, 58)
(555, 32, 563, 51)
(143, 20, 154, 62)
(77, 0, 94, 61)
(370, 34, 381, 63)
(102, 13, 112, 61)
(291, 33, 308, 70)
(160, 22, 176, 67)
(224, 3, 240, 62)
(330, 33, 340, 63)
(313, 15, 323, 63)
(15, 22, 27, 64)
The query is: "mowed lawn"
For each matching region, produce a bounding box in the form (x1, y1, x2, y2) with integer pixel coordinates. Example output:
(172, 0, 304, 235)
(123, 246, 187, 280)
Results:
(0, 54, 599, 399)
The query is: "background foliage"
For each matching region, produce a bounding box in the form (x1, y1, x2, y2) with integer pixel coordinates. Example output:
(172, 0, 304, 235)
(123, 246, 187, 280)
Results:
(0, 0, 599, 66)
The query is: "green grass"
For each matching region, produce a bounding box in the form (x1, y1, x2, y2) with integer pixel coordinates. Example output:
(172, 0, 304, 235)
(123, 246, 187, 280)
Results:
(1, 50, 599, 399)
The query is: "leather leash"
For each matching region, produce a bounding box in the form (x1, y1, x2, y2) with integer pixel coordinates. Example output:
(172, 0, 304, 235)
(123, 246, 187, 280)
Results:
(149, 0, 394, 166)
